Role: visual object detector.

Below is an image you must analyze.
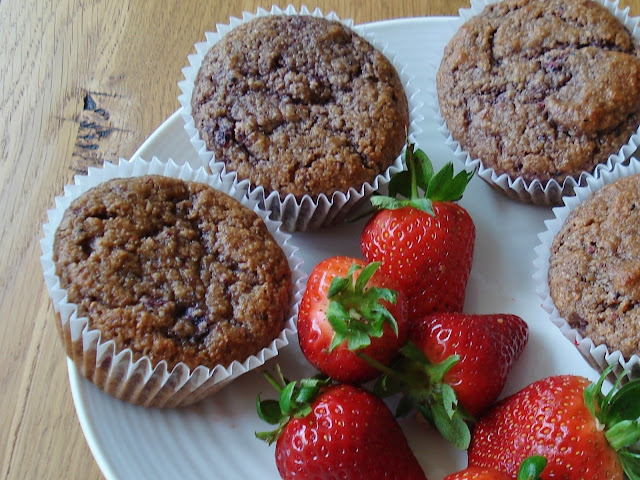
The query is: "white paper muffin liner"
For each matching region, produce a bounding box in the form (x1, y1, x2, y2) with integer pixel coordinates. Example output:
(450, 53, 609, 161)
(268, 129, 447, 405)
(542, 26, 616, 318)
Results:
(40, 158, 305, 407)
(431, 0, 640, 206)
(178, 4, 423, 231)
(533, 157, 640, 380)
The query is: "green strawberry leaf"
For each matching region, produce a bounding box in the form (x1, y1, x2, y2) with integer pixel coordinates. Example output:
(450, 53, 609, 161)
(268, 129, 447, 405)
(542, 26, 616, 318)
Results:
(406, 197, 435, 215)
(427, 354, 460, 385)
(372, 304, 398, 336)
(327, 301, 350, 329)
(352, 141, 474, 223)
(327, 302, 350, 352)
(427, 402, 471, 450)
(398, 341, 431, 364)
(368, 195, 436, 215)
(517, 456, 547, 480)
(328, 275, 351, 298)
(256, 397, 282, 425)
(367, 343, 473, 449)
(279, 381, 297, 416)
(605, 419, 640, 451)
(583, 367, 640, 479)
(388, 170, 412, 199)
(255, 368, 332, 445)
(619, 450, 640, 480)
(296, 377, 325, 402)
(369, 195, 408, 211)
(324, 261, 400, 353)
(368, 284, 397, 304)
(451, 169, 476, 200)
(600, 367, 626, 417)
(366, 142, 474, 215)
(254, 429, 278, 444)
(603, 376, 640, 423)
(347, 329, 373, 351)
(441, 383, 459, 419)
(413, 147, 434, 192)
(583, 379, 600, 421)
(426, 162, 454, 200)
(354, 262, 378, 293)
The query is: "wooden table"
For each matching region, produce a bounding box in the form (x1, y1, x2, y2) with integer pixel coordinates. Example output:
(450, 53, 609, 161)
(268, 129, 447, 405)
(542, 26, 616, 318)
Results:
(2, 1, 639, 479)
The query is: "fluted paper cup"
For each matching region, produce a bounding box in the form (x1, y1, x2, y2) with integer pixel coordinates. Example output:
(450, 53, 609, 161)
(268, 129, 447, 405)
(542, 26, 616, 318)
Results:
(40, 158, 305, 407)
(432, 0, 640, 206)
(178, 5, 423, 231)
(533, 157, 640, 380)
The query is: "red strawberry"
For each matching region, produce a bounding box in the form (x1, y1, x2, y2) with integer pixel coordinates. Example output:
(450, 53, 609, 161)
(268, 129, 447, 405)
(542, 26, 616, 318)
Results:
(360, 144, 475, 318)
(256, 367, 427, 480)
(297, 256, 408, 384)
(372, 313, 528, 449)
(468, 369, 640, 480)
(411, 313, 529, 417)
(444, 456, 546, 480)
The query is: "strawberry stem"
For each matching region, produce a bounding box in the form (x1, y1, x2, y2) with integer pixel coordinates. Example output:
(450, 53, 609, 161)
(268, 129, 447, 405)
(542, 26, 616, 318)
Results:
(407, 144, 419, 200)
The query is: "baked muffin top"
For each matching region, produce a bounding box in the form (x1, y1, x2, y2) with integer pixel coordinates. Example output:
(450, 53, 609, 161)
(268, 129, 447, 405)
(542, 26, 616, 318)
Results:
(437, 0, 640, 184)
(548, 174, 640, 358)
(53, 175, 292, 370)
(191, 15, 409, 199)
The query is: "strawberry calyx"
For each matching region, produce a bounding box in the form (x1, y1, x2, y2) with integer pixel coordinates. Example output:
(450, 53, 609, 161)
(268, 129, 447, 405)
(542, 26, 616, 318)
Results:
(370, 143, 474, 215)
(583, 366, 640, 479)
(255, 365, 331, 445)
(363, 342, 473, 450)
(325, 261, 399, 352)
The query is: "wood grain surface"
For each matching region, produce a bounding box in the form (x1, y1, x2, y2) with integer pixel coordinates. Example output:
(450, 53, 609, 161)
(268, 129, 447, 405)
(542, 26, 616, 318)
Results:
(2, 1, 639, 479)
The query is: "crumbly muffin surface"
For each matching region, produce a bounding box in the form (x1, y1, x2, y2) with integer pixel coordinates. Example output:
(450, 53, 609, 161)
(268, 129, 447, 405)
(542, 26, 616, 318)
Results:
(53, 175, 292, 370)
(437, 0, 640, 184)
(191, 15, 409, 199)
(549, 174, 640, 358)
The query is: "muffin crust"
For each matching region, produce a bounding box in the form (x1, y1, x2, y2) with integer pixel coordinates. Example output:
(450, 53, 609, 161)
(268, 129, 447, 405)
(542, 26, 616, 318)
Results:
(437, 0, 640, 184)
(549, 174, 640, 358)
(191, 15, 409, 199)
(53, 175, 292, 370)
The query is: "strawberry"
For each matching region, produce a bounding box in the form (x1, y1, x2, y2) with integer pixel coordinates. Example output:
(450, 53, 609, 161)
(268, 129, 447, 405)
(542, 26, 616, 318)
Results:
(444, 456, 546, 480)
(360, 144, 475, 319)
(256, 367, 427, 480)
(297, 257, 408, 384)
(371, 313, 528, 449)
(410, 313, 529, 417)
(468, 368, 640, 480)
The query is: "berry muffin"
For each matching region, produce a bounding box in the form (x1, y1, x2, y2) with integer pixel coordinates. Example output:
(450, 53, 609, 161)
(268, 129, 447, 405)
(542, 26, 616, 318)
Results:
(535, 158, 640, 380)
(549, 173, 640, 360)
(42, 160, 302, 407)
(436, 0, 640, 205)
(180, 8, 416, 230)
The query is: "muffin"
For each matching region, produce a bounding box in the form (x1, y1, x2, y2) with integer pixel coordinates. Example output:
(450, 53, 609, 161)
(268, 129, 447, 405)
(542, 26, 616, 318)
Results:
(549, 174, 640, 358)
(436, 0, 640, 205)
(41, 159, 302, 407)
(180, 7, 417, 231)
(534, 158, 640, 380)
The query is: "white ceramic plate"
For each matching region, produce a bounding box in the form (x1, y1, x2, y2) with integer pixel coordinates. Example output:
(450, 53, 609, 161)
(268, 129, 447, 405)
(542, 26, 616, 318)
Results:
(68, 16, 600, 480)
